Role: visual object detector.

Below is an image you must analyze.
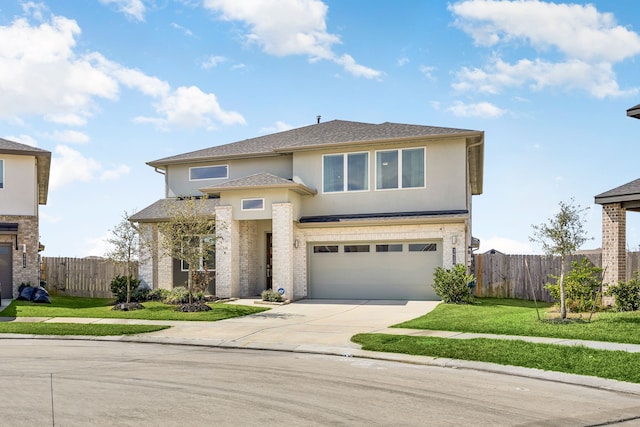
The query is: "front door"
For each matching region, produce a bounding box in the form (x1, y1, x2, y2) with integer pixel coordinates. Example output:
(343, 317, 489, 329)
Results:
(0, 244, 12, 298)
(266, 233, 273, 290)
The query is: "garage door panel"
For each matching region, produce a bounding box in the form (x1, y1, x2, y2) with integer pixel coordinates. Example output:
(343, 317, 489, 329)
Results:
(309, 241, 442, 300)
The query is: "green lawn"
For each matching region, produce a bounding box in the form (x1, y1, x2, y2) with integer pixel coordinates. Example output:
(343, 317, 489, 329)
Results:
(0, 322, 169, 336)
(394, 298, 640, 344)
(0, 296, 269, 321)
(352, 333, 640, 384)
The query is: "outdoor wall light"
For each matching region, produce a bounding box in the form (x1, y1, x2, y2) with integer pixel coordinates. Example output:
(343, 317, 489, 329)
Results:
(294, 239, 299, 248)
(452, 235, 457, 245)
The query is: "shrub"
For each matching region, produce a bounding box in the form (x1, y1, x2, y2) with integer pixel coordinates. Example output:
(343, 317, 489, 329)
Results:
(110, 275, 142, 303)
(432, 264, 474, 304)
(545, 258, 603, 312)
(261, 289, 283, 302)
(148, 288, 171, 302)
(163, 287, 205, 304)
(606, 275, 640, 312)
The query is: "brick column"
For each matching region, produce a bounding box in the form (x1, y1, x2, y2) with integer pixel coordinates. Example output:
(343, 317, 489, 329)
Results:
(272, 203, 294, 301)
(215, 205, 239, 298)
(156, 230, 173, 290)
(602, 203, 626, 287)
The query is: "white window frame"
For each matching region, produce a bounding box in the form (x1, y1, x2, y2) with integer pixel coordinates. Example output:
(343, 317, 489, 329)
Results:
(241, 198, 265, 211)
(0, 159, 4, 190)
(189, 164, 228, 181)
(322, 151, 369, 193)
(375, 147, 426, 191)
(180, 235, 216, 272)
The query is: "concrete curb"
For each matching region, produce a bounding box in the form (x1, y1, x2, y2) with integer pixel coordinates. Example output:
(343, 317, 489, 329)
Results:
(2, 332, 639, 397)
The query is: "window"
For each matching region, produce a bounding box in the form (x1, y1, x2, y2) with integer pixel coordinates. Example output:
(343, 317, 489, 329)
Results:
(314, 245, 338, 253)
(408, 243, 437, 252)
(376, 148, 425, 190)
(241, 198, 264, 211)
(190, 165, 228, 181)
(323, 152, 368, 193)
(344, 244, 370, 253)
(0, 159, 3, 189)
(180, 235, 216, 271)
(376, 244, 403, 252)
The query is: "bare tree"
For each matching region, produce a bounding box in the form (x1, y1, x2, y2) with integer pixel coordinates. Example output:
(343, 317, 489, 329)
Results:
(158, 197, 216, 307)
(106, 210, 140, 306)
(530, 199, 590, 319)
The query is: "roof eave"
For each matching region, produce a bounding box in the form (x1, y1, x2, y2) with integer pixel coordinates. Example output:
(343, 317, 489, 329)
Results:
(467, 133, 484, 195)
(200, 183, 317, 196)
(273, 130, 485, 154)
(627, 105, 640, 119)
(147, 152, 284, 168)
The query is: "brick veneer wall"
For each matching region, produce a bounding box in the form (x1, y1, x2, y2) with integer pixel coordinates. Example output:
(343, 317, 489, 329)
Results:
(0, 215, 40, 298)
(602, 203, 626, 286)
(272, 203, 294, 300)
(238, 220, 258, 296)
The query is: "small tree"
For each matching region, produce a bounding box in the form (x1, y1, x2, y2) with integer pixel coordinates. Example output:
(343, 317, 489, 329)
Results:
(158, 196, 216, 307)
(106, 210, 140, 307)
(530, 199, 590, 319)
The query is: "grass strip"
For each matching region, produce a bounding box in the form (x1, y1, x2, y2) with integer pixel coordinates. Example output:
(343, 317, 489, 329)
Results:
(0, 322, 169, 336)
(394, 298, 640, 344)
(352, 333, 640, 383)
(1, 297, 269, 321)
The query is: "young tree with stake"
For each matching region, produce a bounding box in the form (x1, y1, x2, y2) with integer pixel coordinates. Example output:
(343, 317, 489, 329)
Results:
(530, 199, 590, 319)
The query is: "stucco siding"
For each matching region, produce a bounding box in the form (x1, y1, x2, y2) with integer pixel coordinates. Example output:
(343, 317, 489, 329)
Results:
(166, 155, 293, 197)
(0, 154, 38, 216)
(292, 138, 468, 217)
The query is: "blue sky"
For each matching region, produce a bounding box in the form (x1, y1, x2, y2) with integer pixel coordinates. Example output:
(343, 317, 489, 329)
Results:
(1, 0, 640, 257)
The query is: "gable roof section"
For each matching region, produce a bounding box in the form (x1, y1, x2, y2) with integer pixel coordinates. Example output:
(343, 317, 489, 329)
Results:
(199, 172, 316, 195)
(627, 104, 640, 119)
(595, 178, 640, 208)
(0, 138, 51, 205)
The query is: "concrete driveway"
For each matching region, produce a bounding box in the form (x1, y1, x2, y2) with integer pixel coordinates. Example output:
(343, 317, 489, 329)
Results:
(137, 299, 441, 352)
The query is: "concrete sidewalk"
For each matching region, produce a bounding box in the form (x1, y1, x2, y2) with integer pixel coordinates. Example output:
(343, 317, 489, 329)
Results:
(1, 298, 640, 395)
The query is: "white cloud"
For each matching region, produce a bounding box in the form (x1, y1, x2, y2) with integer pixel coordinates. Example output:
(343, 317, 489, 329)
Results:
(478, 236, 534, 255)
(171, 22, 194, 37)
(397, 56, 409, 67)
(203, 0, 382, 79)
(446, 100, 506, 118)
(201, 55, 227, 69)
(0, 11, 119, 125)
(46, 130, 90, 144)
(449, 0, 640, 98)
(49, 145, 129, 190)
(419, 65, 435, 80)
(134, 86, 246, 130)
(0, 9, 244, 132)
(260, 120, 294, 134)
(84, 232, 111, 258)
(99, 0, 146, 22)
(3, 134, 38, 147)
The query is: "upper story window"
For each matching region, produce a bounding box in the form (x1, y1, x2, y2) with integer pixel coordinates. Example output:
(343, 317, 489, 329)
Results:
(323, 152, 368, 193)
(0, 159, 4, 189)
(376, 148, 425, 190)
(241, 198, 264, 211)
(189, 165, 228, 181)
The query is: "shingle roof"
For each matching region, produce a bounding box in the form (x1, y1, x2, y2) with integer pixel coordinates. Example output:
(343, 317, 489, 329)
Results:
(627, 104, 640, 119)
(147, 120, 480, 166)
(595, 178, 640, 205)
(0, 138, 51, 204)
(199, 172, 316, 195)
(129, 197, 220, 222)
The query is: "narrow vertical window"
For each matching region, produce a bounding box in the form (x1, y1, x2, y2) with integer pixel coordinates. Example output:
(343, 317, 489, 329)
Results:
(323, 154, 344, 193)
(402, 148, 425, 188)
(347, 152, 368, 191)
(376, 150, 398, 189)
(0, 159, 4, 189)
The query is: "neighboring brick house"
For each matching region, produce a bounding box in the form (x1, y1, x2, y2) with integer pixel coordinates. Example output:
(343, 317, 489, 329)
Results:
(0, 138, 51, 298)
(131, 120, 484, 300)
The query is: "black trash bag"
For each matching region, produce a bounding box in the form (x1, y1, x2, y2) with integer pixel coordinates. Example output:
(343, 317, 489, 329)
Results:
(32, 287, 51, 304)
(17, 286, 36, 301)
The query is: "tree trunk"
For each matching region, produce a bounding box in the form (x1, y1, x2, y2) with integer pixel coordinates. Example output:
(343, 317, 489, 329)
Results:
(559, 256, 567, 319)
(188, 268, 194, 304)
(126, 275, 131, 305)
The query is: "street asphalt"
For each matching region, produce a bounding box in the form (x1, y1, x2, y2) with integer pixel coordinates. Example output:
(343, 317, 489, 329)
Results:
(1, 298, 639, 396)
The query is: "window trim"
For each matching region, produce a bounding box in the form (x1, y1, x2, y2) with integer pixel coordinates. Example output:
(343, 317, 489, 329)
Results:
(375, 147, 426, 191)
(322, 152, 369, 194)
(179, 235, 216, 272)
(241, 198, 265, 211)
(189, 164, 228, 181)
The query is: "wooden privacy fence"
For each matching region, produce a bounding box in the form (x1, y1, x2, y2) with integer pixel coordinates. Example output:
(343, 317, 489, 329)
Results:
(473, 252, 640, 302)
(42, 257, 137, 298)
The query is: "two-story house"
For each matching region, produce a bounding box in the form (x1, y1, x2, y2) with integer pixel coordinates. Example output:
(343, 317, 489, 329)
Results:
(0, 138, 51, 298)
(131, 120, 484, 300)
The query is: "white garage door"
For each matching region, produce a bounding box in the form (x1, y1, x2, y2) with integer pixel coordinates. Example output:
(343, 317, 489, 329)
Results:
(309, 240, 442, 300)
